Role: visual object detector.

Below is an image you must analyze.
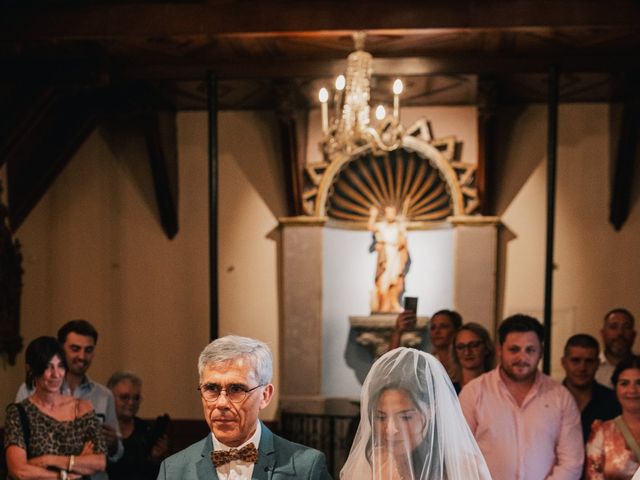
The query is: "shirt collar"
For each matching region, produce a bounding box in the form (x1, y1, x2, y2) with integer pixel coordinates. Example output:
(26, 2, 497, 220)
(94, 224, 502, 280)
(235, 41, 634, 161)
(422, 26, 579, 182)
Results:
(63, 375, 94, 390)
(599, 351, 608, 365)
(212, 421, 261, 451)
(497, 366, 542, 394)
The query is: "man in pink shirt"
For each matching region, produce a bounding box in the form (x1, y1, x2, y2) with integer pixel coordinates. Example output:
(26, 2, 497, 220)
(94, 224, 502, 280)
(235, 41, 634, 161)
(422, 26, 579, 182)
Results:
(459, 314, 584, 480)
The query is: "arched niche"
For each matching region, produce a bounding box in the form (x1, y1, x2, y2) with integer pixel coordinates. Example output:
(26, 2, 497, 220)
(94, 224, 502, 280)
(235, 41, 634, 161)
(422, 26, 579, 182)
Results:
(304, 118, 477, 222)
(278, 117, 499, 413)
(316, 141, 464, 222)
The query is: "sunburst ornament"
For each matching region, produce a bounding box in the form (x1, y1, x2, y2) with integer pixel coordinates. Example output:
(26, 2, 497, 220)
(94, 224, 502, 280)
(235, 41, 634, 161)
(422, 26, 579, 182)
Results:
(303, 118, 477, 221)
(327, 148, 452, 222)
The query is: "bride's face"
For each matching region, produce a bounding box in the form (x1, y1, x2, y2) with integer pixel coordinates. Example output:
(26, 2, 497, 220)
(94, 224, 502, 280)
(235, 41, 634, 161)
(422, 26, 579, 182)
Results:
(375, 388, 427, 453)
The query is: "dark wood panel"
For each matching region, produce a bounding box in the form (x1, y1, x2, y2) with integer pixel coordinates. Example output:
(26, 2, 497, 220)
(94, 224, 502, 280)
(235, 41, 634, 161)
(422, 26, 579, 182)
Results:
(2, 1, 639, 41)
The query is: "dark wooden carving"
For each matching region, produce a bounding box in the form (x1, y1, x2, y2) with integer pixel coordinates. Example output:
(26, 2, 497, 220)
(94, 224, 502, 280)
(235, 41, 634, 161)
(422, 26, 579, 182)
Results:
(0, 181, 23, 365)
(610, 73, 640, 231)
(477, 76, 499, 216)
(275, 81, 308, 217)
(143, 109, 179, 239)
(5, 87, 102, 230)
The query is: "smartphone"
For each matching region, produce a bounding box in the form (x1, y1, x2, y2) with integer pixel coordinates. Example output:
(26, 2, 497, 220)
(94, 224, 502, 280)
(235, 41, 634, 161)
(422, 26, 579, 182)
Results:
(149, 413, 170, 444)
(404, 296, 418, 313)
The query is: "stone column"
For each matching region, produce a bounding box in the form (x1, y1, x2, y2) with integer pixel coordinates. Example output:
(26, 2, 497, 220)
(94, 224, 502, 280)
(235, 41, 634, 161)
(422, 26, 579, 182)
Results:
(279, 217, 326, 411)
(451, 217, 501, 336)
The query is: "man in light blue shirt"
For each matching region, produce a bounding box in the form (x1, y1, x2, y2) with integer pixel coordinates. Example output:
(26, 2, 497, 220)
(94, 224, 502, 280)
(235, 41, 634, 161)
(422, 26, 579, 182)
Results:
(16, 320, 123, 480)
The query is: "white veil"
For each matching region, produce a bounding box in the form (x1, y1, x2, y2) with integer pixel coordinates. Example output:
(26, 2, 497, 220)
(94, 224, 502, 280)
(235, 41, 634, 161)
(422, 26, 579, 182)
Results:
(340, 347, 491, 480)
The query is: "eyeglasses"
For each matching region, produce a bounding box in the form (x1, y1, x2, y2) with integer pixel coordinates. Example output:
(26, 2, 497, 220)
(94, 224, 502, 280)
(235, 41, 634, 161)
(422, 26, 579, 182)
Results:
(197, 383, 263, 403)
(116, 394, 141, 403)
(454, 340, 484, 351)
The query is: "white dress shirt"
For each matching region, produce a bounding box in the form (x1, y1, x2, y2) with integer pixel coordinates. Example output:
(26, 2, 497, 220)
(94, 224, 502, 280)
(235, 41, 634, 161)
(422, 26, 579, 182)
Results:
(212, 422, 261, 480)
(595, 351, 615, 388)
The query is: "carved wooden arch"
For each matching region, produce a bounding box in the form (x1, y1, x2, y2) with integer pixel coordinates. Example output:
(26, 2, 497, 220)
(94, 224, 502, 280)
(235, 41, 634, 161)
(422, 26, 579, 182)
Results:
(313, 124, 465, 220)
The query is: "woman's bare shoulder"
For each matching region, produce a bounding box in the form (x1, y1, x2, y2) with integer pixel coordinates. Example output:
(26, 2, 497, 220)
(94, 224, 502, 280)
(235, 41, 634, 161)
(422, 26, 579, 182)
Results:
(76, 398, 95, 416)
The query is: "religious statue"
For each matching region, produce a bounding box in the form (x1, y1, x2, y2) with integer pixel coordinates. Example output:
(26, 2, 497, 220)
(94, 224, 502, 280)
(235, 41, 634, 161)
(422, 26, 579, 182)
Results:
(368, 205, 410, 313)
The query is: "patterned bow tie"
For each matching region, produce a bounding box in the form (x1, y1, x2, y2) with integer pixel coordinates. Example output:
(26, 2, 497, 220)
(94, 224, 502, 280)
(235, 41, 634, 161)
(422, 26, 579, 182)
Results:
(211, 443, 259, 467)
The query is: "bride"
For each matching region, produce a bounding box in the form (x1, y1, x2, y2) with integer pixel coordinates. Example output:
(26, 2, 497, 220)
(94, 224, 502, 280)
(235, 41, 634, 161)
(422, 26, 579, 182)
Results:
(341, 348, 491, 479)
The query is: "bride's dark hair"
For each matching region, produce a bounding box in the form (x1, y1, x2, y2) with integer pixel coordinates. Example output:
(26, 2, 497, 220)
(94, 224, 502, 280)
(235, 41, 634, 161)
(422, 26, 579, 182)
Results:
(364, 351, 444, 479)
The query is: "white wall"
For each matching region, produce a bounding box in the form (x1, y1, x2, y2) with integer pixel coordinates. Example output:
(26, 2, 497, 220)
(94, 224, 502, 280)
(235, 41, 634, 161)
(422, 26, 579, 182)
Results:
(0, 110, 285, 423)
(321, 227, 454, 396)
(500, 104, 640, 378)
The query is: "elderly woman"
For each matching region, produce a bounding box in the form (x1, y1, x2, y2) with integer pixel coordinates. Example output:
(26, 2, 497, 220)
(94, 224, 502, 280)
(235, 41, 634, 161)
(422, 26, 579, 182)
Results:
(4, 336, 106, 480)
(106, 371, 169, 480)
(586, 355, 640, 479)
(340, 347, 491, 479)
(452, 323, 495, 392)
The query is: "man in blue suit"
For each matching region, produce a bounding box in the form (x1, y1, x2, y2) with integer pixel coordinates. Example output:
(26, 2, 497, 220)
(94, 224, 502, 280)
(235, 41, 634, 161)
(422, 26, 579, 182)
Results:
(157, 335, 331, 479)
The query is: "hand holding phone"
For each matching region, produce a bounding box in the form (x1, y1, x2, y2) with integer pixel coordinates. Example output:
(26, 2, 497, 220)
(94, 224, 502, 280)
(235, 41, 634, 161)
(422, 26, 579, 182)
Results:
(149, 414, 170, 445)
(403, 296, 418, 313)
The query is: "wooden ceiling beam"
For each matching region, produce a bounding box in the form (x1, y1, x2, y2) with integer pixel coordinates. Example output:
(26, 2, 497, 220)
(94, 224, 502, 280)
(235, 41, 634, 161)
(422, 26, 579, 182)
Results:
(113, 55, 639, 81)
(3, 54, 637, 87)
(609, 73, 640, 231)
(142, 109, 179, 239)
(2, 1, 639, 41)
(6, 88, 103, 229)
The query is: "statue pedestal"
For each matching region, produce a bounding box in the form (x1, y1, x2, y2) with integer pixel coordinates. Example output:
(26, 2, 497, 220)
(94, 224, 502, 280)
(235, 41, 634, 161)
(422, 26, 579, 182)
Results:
(349, 314, 428, 357)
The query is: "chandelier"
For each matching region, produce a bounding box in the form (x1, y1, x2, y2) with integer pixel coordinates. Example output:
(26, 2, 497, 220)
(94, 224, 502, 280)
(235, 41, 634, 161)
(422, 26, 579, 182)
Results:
(318, 31, 405, 159)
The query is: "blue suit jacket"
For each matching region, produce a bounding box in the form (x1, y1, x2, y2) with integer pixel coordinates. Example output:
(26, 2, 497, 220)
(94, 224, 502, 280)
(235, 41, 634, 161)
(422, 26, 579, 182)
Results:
(157, 422, 332, 479)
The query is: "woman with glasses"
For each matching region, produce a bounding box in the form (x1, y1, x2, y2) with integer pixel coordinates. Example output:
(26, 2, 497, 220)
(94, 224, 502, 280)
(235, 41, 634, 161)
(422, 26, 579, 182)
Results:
(451, 323, 495, 394)
(4, 336, 106, 480)
(340, 347, 491, 480)
(106, 371, 170, 480)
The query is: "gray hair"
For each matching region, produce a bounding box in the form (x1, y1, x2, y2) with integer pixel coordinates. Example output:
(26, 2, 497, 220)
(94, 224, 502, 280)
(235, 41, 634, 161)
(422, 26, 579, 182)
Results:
(197, 335, 273, 385)
(107, 371, 142, 390)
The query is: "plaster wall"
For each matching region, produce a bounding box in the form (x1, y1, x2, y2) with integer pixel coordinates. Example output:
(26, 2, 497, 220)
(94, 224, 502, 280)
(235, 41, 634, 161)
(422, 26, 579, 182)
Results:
(0, 110, 285, 423)
(500, 104, 640, 378)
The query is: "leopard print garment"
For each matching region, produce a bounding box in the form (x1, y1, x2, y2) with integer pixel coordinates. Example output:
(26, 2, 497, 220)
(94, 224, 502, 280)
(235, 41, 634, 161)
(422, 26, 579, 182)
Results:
(4, 399, 107, 457)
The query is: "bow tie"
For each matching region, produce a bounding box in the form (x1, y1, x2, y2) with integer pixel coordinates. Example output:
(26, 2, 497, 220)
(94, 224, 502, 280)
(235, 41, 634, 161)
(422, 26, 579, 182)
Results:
(211, 443, 259, 467)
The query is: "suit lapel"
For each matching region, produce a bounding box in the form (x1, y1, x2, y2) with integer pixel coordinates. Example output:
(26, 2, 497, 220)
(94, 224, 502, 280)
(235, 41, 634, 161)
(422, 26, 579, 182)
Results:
(255, 422, 296, 479)
(254, 422, 275, 479)
(196, 434, 218, 480)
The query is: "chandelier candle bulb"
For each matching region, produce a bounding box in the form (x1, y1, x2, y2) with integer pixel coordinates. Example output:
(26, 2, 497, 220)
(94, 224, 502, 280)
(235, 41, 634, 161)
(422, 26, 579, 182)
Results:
(375, 105, 386, 121)
(393, 79, 403, 120)
(334, 74, 346, 124)
(319, 87, 329, 134)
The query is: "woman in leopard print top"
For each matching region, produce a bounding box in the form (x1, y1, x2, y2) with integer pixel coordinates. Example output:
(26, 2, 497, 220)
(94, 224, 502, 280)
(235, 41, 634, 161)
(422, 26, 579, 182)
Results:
(4, 336, 107, 479)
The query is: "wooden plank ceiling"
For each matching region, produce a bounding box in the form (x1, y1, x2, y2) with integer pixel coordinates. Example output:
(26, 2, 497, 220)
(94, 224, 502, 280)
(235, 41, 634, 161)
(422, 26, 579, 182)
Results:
(2, 0, 640, 108)
(1, 0, 639, 231)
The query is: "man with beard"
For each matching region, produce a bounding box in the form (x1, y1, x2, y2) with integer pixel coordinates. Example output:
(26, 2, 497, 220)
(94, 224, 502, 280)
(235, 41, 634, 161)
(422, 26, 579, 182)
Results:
(459, 314, 584, 480)
(16, 320, 123, 480)
(595, 308, 636, 388)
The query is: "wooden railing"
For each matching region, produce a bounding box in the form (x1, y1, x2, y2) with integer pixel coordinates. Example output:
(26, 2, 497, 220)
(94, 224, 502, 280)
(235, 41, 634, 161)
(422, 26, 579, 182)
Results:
(279, 412, 359, 478)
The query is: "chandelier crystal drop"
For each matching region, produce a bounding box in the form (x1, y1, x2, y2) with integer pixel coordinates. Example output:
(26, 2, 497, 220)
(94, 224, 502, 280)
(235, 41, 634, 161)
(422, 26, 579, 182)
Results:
(319, 31, 405, 158)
